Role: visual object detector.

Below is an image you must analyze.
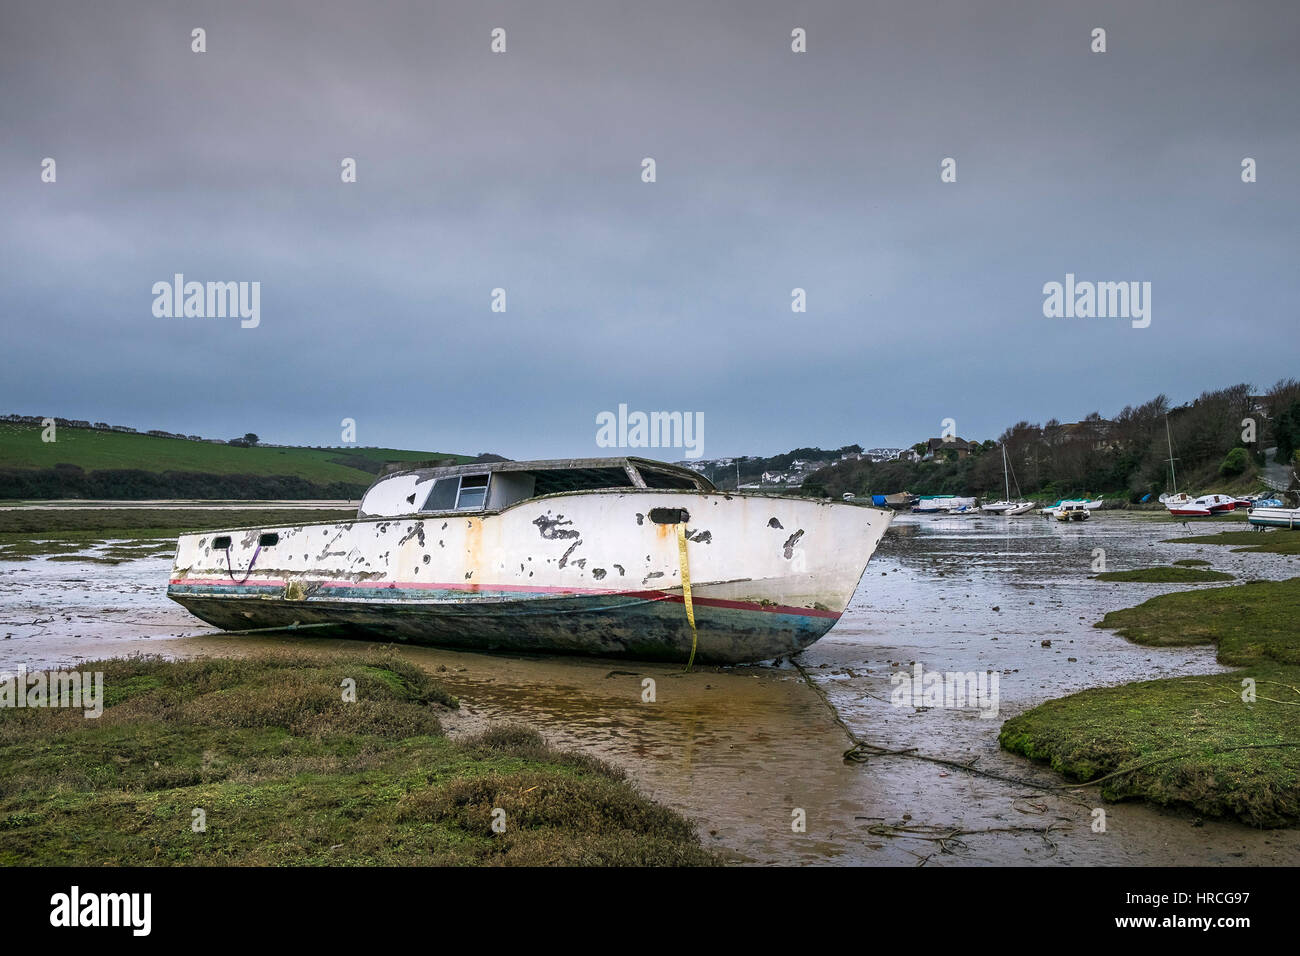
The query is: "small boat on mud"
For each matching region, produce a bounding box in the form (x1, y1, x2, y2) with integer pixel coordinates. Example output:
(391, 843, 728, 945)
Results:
(882, 491, 918, 511)
(912, 495, 976, 514)
(1157, 416, 1234, 517)
(1247, 505, 1300, 529)
(1054, 502, 1091, 522)
(1041, 497, 1102, 517)
(167, 457, 892, 664)
(1164, 493, 1236, 517)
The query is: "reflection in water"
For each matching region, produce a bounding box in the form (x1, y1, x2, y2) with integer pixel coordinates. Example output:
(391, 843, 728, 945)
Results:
(1, 514, 1297, 864)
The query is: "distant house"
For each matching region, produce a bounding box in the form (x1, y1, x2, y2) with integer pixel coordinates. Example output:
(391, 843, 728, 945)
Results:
(761, 471, 787, 484)
(923, 437, 974, 460)
(896, 449, 920, 462)
(791, 459, 829, 473)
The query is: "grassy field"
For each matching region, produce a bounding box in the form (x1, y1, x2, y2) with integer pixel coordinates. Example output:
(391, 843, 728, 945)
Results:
(0, 507, 356, 537)
(1000, 577, 1300, 827)
(0, 508, 356, 560)
(0, 421, 470, 486)
(0, 652, 716, 866)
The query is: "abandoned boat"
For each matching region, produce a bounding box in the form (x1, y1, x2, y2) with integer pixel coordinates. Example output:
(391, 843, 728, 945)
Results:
(167, 456, 893, 664)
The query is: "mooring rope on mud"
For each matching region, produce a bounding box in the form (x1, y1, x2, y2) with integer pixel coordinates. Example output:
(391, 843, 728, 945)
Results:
(189, 621, 339, 637)
(790, 659, 1300, 794)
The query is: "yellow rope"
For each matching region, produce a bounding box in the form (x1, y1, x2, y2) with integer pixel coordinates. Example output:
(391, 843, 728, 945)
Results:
(676, 522, 698, 671)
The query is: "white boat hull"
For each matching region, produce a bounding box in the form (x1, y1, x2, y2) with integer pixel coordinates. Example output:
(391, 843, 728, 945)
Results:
(168, 490, 892, 664)
(1247, 506, 1300, 529)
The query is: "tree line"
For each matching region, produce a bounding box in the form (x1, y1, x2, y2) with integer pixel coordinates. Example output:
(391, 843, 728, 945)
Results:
(805, 378, 1300, 501)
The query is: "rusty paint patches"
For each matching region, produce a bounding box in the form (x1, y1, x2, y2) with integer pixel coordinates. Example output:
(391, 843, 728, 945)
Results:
(592, 568, 607, 580)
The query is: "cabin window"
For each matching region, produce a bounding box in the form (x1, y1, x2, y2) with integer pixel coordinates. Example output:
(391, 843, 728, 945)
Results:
(420, 478, 459, 512)
(455, 474, 489, 510)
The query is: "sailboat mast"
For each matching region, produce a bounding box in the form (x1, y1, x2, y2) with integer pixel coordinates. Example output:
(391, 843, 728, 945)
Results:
(1165, 416, 1178, 494)
(1002, 444, 1010, 501)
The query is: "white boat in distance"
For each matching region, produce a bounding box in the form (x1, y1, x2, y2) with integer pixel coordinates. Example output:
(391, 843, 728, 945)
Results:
(1163, 493, 1236, 517)
(912, 495, 976, 514)
(1055, 502, 1091, 521)
(167, 457, 892, 664)
(1041, 497, 1104, 516)
(1247, 505, 1300, 529)
(981, 445, 1036, 515)
(1157, 416, 1235, 517)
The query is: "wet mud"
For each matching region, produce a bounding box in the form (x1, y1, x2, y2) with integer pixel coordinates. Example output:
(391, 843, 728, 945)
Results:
(2, 514, 1297, 865)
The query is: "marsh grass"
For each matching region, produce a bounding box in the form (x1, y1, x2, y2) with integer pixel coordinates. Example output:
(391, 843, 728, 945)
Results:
(1164, 529, 1300, 556)
(1091, 566, 1234, 583)
(0, 652, 715, 866)
(1000, 577, 1300, 827)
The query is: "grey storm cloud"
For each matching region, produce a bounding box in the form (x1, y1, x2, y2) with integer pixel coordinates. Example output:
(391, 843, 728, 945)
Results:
(1, 0, 1297, 460)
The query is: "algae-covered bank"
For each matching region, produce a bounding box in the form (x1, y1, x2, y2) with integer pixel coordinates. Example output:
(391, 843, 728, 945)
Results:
(0, 652, 716, 866)
(1000, 577, 1300, 827)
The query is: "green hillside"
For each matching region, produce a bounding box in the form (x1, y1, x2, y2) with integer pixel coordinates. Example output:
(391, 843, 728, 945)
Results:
(0, 422, 474, 499)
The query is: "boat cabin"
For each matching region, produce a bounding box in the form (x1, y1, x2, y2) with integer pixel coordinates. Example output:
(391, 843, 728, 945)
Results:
(357, 457, 716, 519)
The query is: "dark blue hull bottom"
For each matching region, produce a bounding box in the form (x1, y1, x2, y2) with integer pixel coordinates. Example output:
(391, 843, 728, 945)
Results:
(168, 589, 839, 664)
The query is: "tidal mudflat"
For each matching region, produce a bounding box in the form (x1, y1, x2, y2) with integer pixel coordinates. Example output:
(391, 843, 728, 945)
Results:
(2, 511, 1297, 865)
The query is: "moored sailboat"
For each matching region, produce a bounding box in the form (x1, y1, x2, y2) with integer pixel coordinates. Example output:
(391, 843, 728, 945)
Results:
(981, 444, 1036, 515)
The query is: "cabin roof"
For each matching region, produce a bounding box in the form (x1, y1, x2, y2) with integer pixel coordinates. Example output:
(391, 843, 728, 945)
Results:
(374, 456, 716, 494)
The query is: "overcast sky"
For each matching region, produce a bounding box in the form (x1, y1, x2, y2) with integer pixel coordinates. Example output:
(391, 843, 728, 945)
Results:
(2, 1, 1297, 460)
